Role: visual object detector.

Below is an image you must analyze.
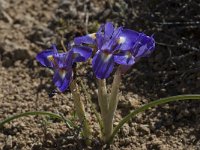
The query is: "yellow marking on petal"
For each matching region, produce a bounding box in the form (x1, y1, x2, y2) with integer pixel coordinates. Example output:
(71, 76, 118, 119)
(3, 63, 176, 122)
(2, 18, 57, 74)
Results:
(117, 36, 126, 44)
(71, 41, 75, 46)
(59, 69, 67, 79)
(88, 33, 96, 39)
(47, 55, 54, 62)
(72, 53, 79, 59)
(125, 51, 132, 58)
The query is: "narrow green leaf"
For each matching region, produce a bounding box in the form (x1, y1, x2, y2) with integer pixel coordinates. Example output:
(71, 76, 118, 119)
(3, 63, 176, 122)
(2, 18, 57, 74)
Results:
(108, 94, 200, 144)
(0, 111, 74, 129)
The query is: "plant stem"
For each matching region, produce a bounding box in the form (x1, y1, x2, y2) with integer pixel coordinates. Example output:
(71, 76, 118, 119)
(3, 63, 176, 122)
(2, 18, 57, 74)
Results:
(80, 80, 103, 134)
(97, 79, 109, 139)
(103, 67, 121, 142)
(97, 79, 109, 114)
(0, 111, 73, 129)
(107, 94, 200, 144)
(70, 80, 92, 144)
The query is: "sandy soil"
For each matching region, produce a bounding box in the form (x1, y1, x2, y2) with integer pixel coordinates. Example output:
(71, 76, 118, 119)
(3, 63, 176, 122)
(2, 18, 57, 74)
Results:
(0, 0, 200, 149)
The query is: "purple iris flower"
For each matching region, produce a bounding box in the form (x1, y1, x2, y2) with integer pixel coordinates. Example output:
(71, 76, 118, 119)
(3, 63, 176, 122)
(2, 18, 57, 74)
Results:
(36, 44, 92, 92)
(75, 22, 155, 79)
(75, 22, 123, 79)
(115, 29, 155, 73)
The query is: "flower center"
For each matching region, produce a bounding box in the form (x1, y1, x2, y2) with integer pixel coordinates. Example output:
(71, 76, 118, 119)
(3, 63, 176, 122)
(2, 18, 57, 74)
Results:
(101, 51, 112, 62)
(125, 51, 132, 58)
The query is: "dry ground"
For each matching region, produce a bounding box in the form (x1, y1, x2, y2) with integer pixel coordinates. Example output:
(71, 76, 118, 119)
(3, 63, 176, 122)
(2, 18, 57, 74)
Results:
(0, 0, 200, 149)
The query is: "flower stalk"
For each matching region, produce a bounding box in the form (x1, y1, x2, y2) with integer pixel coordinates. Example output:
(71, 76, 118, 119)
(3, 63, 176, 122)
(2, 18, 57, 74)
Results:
(97, 79, 109, 138)
(69, 80, 92, 144)
(102, 67, 122, 142)
(97, 79, 109, 115)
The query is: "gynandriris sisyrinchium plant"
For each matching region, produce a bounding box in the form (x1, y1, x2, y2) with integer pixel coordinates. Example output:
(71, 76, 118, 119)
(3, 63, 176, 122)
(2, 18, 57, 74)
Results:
(36, 43, 93, 143)
(1, 22, 200, 146)
(75, 22, 155, 142)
